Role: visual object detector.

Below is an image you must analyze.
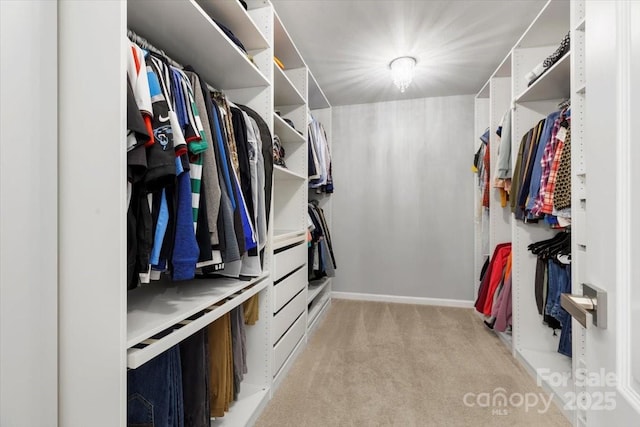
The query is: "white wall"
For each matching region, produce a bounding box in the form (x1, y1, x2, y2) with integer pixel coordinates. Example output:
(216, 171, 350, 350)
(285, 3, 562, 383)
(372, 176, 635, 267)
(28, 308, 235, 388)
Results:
(331, 95, 475, 302)
(1, 2, 58, 425)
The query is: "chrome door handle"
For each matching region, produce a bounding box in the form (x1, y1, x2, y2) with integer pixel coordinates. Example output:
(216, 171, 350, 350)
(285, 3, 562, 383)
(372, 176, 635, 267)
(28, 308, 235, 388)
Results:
(560, 283, 607, 329)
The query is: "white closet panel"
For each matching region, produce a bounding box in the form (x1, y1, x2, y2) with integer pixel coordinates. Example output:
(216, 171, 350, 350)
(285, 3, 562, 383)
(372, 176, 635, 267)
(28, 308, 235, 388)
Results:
(58, 1, 127, 425)
(0, 1, 58, 425)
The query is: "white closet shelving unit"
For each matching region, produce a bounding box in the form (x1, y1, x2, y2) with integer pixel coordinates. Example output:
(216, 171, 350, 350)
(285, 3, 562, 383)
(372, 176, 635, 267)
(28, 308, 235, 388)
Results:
(474, 51, 513, 348)
(510, 1, 573, 417)
(307, 69, 333, 334)
(270, 8, 310, 389)
(489, 54, 513, 253)
(473, 82, 489, 299)
(127, 1, 275, 426)
(569, 1, 588, 425)
(473, 0, 581, 424)
(53, 0, 335, 425)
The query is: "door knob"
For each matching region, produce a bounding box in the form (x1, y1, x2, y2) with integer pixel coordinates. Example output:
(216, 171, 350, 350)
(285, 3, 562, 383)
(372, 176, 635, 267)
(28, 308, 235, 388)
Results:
(560, 283, 607, 329)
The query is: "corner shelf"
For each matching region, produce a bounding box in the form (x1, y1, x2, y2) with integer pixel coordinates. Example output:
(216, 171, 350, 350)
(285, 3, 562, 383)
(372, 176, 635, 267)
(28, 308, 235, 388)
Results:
(515, 52, 571, 103)
(307, 287, 331, 329)
(274, 113, 305, 144)
(274, 63, 306, 106)
(128, 0, 269, 90)
(273, 10, 305, 69)
(476, 80, 490, 99)
(274, 165, 306, 181)
(308, 69, 330, 110)
(307, 277, 330, 304)
(195, 0, 270, 51)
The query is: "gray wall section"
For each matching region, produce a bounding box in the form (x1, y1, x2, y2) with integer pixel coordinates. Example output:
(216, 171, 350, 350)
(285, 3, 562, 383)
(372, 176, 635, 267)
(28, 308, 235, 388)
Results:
(331, 95, 475, 301)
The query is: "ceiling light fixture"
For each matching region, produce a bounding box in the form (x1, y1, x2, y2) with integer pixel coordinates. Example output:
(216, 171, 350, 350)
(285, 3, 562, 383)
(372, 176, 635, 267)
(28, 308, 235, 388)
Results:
(389, 56, 417, 93)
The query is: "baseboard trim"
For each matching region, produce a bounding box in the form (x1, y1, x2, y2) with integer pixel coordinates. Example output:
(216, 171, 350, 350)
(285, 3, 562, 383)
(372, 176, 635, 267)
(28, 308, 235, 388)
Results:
(331, 291, 474, 308)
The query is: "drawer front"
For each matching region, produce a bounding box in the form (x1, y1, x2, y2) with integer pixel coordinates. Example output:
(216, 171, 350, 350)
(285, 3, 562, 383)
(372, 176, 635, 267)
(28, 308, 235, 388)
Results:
(274, 266, 307, 313)
(273, 312, 306, 377)
(273, 289, 306, 344)
(274, 243, 306, 282)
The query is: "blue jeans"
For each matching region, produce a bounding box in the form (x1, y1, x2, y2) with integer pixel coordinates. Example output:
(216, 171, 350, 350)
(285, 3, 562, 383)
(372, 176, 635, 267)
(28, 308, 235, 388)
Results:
(546, 260, 570, 320)
(128, 345, 184, 427)
(558, 305, 573, 357)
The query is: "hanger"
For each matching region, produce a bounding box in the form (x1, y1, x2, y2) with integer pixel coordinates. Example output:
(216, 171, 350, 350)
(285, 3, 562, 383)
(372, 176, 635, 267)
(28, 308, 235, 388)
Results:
(528, 231, 570, 256)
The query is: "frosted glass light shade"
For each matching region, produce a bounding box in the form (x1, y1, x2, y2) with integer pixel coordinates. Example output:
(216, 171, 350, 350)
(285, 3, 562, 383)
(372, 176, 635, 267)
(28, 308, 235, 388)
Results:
(389, 56, 417, 93)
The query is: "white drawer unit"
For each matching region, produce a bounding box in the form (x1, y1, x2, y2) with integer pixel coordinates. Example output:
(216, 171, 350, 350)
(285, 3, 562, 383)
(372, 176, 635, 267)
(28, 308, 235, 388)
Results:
(273, 242, 306, 282)
(273, 311, 306, 377)
(274, 266, 307, 313)
(273, 289, 307, 344)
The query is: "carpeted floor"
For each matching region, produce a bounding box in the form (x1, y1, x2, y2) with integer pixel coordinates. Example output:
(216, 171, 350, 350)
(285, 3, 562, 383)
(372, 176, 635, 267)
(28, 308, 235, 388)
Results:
(255, 299, 570, 427)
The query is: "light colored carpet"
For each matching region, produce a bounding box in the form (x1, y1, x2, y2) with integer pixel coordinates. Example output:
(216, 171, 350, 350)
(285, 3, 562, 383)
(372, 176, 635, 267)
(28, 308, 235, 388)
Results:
(255, 299, 570, 427)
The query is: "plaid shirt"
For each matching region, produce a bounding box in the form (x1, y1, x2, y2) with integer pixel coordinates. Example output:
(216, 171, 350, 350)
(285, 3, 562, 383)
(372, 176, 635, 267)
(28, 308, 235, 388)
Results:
(540, 137, 565, 214)
(531, 110, 567, 216)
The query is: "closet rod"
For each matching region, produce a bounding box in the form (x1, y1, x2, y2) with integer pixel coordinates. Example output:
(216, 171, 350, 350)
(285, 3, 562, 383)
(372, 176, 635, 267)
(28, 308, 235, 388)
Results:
(127, 29, 185, 71)
(128, 29, 225, 95)
(558, 98, 571, 109)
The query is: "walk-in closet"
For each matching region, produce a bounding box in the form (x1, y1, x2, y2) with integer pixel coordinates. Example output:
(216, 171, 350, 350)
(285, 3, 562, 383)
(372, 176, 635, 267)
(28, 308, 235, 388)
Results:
(2, 1, 639, 426)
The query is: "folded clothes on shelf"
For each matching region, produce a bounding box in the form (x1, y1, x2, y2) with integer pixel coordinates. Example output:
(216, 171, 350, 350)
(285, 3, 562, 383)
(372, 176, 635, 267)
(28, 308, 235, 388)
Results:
(525, 31, 570, 87)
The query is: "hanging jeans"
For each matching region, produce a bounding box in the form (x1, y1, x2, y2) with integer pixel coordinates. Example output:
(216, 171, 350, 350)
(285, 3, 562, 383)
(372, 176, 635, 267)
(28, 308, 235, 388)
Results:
(546, 259, 570, 321)
(558, 264, 572, 357)
(558, 309, 573, 357)
(128, 345, 184, 427)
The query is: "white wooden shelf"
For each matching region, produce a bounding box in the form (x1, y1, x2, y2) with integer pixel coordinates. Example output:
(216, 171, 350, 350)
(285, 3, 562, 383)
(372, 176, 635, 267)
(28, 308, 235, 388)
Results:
(515, 52, 571, 103)
(273, 10, 305, 69)
(210, 383, 270, 427)
(308, 277, 330, 304)
(127, 273, 269, 368)
(515, 0, 570, 48)
(476, 80, 490, 99)
(492, 52, 512, 79)
(273, 229, 307, 250)
(195, 0, 270, 51)
(273, 165, 306, 181)
(128, 0, 269, 90)
(274, 63, 306, 106)
(308, 69, 330, 110)
(308, 298, 330, 334)
(274, 113, 305, 144)
(308, 289, 330, 328)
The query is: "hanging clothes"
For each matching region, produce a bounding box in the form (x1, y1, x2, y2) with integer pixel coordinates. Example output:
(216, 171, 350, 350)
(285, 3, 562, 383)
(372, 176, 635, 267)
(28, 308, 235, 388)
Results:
(511, 103, 571, 228)
(528, 231, 572, 357)
(474, 242, 511, 315)
(308, 115, 333, 193)
(126, 39, 273, 288)
(493, 108, 512, 206)
(307, 201, 336, 280)
(127, 345, 184, 427)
